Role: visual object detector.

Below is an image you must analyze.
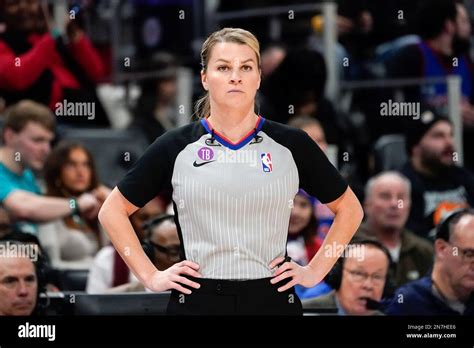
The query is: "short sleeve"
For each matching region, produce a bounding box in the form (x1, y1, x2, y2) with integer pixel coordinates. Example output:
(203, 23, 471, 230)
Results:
(290, 129, 348, 204)
(0, 176, 14, 202)
(117, 132, 174, 208)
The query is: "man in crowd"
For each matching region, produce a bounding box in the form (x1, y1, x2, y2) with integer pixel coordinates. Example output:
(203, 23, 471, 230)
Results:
(0, 241, 38, 315)
(302, 240, 391, 316)
(0, 100, 100, 234)
(399, 109, 474, 239)
(358, 171, 434, 286)
(385, 209, 474, 315)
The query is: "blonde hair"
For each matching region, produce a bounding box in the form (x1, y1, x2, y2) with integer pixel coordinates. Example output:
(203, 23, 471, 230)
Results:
(194, 28, 261, 119)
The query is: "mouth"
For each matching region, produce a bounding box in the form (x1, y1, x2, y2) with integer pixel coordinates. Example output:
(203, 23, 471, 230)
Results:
(227, 90, 244, 93)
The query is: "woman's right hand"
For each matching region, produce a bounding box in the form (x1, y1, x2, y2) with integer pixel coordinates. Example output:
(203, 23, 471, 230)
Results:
(145, 261, 202, 294)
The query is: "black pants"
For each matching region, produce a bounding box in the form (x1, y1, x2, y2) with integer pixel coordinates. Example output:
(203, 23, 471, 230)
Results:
(166, 276, 302, 315)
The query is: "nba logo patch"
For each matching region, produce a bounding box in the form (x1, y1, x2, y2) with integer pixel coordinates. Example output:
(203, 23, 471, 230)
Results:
(261, 153, 272, 172)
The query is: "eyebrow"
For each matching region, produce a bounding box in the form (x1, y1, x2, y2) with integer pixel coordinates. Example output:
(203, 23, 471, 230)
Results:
(214, 58, 255, 64)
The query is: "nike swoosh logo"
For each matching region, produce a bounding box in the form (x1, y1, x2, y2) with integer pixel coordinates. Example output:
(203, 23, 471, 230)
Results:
(193, 160, 216, 167)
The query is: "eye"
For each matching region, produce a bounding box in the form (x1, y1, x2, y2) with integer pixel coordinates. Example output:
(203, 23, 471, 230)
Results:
(242, 65, 252, 71)
(217, 66, 229, 72)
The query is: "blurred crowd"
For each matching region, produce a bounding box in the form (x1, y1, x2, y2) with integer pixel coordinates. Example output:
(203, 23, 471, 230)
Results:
(0, 0, 473, 316)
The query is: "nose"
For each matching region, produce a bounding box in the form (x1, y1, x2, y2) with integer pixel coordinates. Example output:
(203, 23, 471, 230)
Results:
(17, 281, 29, 297)
(361, 277, 375, 291)
(230, 68, 242, 84)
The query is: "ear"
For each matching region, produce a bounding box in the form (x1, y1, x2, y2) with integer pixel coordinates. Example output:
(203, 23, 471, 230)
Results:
(257, 69, 262, 90)
(201, 69, 208, 91)
(3, 127, 15, 145)
(434, 239, 448, 259)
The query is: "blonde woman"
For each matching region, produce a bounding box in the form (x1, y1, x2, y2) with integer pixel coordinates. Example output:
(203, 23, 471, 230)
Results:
(99, 28, 364, 315)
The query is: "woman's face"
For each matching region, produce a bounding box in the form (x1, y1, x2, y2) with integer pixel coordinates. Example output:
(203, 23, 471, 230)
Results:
(201, 42, 261, 113)
(288, 194, 313, 235)
(60, 148, 92, 195)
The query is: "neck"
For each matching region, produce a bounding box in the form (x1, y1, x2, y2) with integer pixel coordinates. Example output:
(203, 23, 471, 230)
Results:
(207, 103, 258, 143)
(367, 220, 402, 247)
(411, 157, 436, 177)
(0, 147, 24, 174)
(432, 264, 471, 303)
(427, 36, 453, 56)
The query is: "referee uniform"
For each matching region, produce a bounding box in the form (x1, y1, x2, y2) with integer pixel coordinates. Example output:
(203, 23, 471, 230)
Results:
(117, 116, 347, 315)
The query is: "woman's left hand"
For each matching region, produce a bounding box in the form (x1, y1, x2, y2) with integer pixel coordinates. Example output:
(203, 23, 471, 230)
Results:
(269, 256, 322, 292)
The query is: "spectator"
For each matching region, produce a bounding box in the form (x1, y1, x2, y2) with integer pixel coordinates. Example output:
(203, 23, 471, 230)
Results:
(0, 100, 100, 235)
(400, 109, 474, 239)
(302, 240, 392, 315)
(288, 116, 335, 245)
(357, 171, 434, 286)
(106, 214, 182, 293)
(387, 0, 474, 171)
(0, 0, 109, 126)
(287, 189, 320, 266)
(129, 52, 179, 144)
(288, 115, 328, 153)
(86, 214, 180, 293)
(38, 142, 110, 270)
(385, 209, 474, 315)
(129, 197, 164, 241)
(0, 241, 38, 315)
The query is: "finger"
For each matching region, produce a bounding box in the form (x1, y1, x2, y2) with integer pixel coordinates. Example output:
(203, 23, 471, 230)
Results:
(170, 282, 192, 295)
(278, 278, 298, 292)
(268, 256, 285, 269)
(174, 275, 201, 289)
(179, 266, 202, 278)
(179, 260, 200, 270)
(272, 261, 292, 277)
(270, 270, 295, 285)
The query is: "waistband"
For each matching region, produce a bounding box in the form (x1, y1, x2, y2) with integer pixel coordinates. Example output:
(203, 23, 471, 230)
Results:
(183, 276, 293, 295)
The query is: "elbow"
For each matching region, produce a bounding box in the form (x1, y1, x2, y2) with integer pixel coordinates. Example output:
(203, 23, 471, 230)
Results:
(97, 203, 108, 226)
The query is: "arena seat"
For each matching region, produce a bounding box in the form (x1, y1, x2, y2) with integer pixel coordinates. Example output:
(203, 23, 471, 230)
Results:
(372, 134, 407, 173)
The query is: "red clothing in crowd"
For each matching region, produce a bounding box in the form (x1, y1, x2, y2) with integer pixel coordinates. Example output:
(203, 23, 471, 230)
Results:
(0, 32, 104, 110)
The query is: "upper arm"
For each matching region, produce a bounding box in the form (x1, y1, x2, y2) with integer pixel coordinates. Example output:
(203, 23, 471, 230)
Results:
(290, 130, 348, 204)
(116, 133, 174, 209)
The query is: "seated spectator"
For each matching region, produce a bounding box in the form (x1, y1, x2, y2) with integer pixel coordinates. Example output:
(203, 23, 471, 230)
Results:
(128, 52, 178, 144)
(86, 213, 179, 293)
(303, 240, 392, 315)
(0, 0, 109, 126)
(0, 231, 58, 293)
(287, 189, 320, 266)
(400, 109, 474, 239)
(288, 116, 334, 246)
(385, 209, 474, 315)
(0, 100, 101, 235)
(387, 0, 474, 171)
(357, 171, 434, 286)
(38, 142, 110, 270)
(0, 240, 38, 315)
(288, 116, 328, 153)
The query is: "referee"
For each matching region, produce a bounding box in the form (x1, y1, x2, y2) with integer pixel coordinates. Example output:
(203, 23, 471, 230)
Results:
(99, 28, 364, 315)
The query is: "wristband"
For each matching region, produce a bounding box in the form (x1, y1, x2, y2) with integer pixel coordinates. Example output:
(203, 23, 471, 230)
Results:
(69, 198, 80, 216)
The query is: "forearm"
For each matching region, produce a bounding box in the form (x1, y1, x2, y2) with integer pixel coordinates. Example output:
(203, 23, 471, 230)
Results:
(307, 189, 364, 279)
(5, 192, 72, 222)
(98, 191, 156, 285)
